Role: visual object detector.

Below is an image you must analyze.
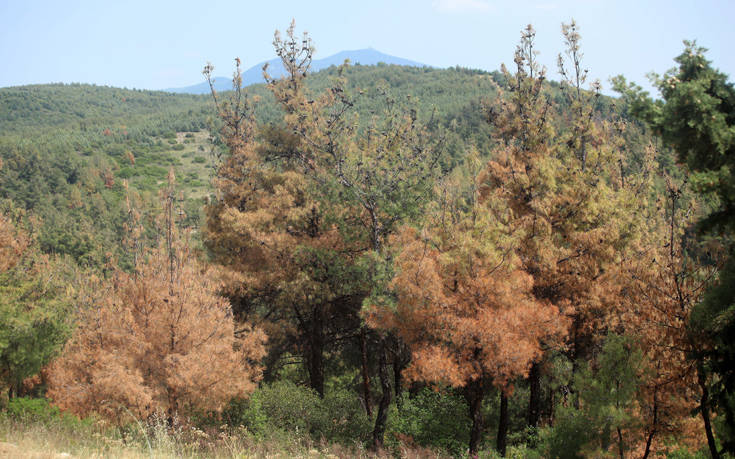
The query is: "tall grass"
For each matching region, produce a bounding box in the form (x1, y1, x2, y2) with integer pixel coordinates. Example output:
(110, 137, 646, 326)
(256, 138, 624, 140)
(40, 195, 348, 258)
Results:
(0, 412, 453, 458)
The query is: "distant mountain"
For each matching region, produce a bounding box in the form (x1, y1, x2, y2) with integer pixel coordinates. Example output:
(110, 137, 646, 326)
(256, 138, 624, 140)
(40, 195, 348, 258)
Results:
(165, 48, 427, 94)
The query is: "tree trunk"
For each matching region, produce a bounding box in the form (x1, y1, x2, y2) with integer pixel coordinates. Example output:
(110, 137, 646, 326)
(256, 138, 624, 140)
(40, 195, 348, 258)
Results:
(497, 392, 509, 457)
(371, 338, 392, 450)
(528, 361, 541, 428)
(307, 305, 325, 397)
(571, 319, 582, 409)
(697, 364, 720, 459)
(466, 379, 486, 456)
(616, 426, 625, 459)
(546, 377, 555, 425)
(360, 326, 372, 417)
(642, 386, 658, 459)
(393, 356, 404, 409)
(166, 387, 178, 426)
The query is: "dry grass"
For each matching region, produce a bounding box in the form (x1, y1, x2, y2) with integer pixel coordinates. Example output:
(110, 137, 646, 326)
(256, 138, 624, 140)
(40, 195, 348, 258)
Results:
(0, 415, 456, 459)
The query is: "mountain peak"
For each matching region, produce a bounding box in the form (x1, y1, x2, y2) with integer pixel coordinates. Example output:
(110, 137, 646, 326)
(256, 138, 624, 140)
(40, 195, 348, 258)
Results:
(165, 49, 427, 94)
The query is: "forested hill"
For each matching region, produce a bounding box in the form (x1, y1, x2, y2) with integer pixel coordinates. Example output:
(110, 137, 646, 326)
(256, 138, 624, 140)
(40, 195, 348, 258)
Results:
(0, 84, 211, 134)
(0, 65, 500, 136)
(0, 63, 629, 269)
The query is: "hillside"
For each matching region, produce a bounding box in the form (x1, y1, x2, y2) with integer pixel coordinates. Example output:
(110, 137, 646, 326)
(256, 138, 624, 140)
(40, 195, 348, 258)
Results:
(0, 84, 210, 134)
(0, 64, 503, 268)
(0, 61, 640, 271)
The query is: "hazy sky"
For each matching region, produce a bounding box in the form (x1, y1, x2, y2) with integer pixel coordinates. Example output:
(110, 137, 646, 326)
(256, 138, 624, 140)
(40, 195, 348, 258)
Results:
(1, 0, 733, 94)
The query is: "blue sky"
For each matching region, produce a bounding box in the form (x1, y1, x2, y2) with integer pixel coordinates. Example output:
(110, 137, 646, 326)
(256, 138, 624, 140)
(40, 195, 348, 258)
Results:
(1, 0, 733, 95)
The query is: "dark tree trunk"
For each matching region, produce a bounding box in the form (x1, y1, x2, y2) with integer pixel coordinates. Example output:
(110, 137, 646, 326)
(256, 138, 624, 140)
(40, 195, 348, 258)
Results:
(393, 356, 404, 409)
(616, 378, 625, 459)
(465, 379, 486, 456)
(642, 386, 658, 459)
(306, 306, 325, 397)
(697, 364, 720, 459)
(546, 376, 555, 425)
(528, 361, 541, 428)
(360, 326, 372, 417)
(497, 392, 509, 457)
(616, 426, 625, 459)
(372, 338, 392, 450)
(393, 343, 410, 410)
(166, 387, 178, 426)
(571, 318, 582, 409)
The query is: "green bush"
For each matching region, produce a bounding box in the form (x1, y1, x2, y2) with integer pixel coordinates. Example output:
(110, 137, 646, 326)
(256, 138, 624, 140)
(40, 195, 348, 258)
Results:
(665, 448, 710, 459)
(171, 143, 185, 151)
(537, 335, 644, 459)
(387, 388, 470, 456)
(6, 397, 61, 422)
(537, 408, 595, 459)
(320, 384, 372, 444)
(4, 397, 90, 428)
(192, 156, 206, 164)
(218, 381, 371, 444)
(116, 166, 138, 178)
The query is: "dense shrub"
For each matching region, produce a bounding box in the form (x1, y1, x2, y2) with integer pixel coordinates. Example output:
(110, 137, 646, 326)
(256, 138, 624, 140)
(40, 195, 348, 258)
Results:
(6, 397, 62, 423)
(220, 381, 371, 444)
(537, 407, 596, 459)
(387, 388, 471, 456)
(4, 397, 91, 429)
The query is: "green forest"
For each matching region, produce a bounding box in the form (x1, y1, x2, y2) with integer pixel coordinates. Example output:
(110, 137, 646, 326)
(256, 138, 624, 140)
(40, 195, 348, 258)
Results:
(1, 19, 734, 459)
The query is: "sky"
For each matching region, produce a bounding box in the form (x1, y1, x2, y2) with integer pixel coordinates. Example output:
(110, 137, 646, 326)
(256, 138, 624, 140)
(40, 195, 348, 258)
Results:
(1, 0, 733, 95)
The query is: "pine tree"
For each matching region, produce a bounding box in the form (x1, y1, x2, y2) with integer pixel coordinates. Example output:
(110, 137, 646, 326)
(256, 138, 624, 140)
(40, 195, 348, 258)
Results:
(203, 57, 364, 398)
(264, 21, 444, 448)
(368, 160, 567, 455)
(615, 41, 735, 457)
(0, 205, 71, 399)
(482, 23, 646, 434)
(620, 174, 720, 457)
(47, 177, 266, 423)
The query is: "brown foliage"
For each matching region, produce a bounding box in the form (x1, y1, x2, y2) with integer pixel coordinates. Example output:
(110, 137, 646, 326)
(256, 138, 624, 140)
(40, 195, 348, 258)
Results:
(47, 233, 266, 423)
(369, 173, 567, 391)
(0, 213, 29, 273)
(204, 55, 363, 396)
(480, 25, 649, 362)
(618, 176, 718, 454)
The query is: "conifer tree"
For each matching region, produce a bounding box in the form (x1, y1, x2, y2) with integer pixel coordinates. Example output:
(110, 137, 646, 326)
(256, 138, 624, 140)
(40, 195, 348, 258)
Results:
(368, 161, 567, 455)
(264, 21, 444, 448)
(620, 174, 721, 458)
(615, 42, 735, 456)
(47, 176, 266, 423)
(482, 23, 645, 431)
(203, 57, 364, 398)
(0, 206, 71, 399)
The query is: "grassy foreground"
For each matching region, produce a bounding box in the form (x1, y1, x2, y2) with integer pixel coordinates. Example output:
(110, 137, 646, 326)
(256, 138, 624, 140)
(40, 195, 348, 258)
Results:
(0, 415, 457, 459)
